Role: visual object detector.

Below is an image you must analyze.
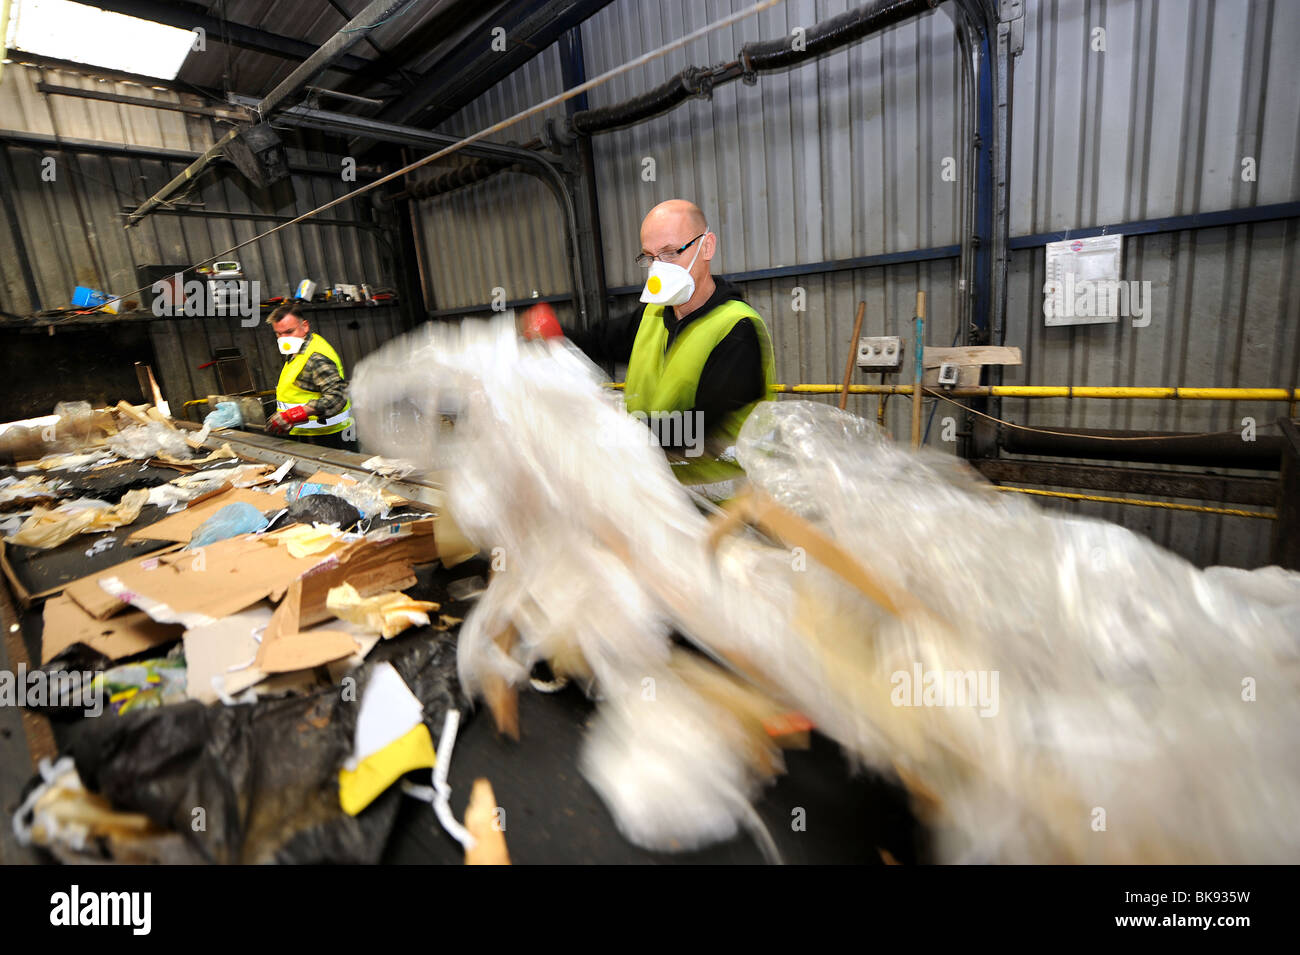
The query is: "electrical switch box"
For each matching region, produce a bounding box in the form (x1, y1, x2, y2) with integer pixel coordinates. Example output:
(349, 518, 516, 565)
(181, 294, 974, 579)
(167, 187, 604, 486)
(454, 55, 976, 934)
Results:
(857, 336, 904, 370)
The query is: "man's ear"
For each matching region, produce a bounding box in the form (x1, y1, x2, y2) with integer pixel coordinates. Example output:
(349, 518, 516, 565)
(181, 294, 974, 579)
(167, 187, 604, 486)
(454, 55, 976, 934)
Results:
(702, 231, 717, 262)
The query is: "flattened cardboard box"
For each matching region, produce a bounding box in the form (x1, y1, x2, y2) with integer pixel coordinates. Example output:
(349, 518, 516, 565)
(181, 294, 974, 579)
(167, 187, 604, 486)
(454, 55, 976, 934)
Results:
(64, 544, 186, 620)
(96, 533, 324, 627)
(257, 520, 438, 665)
(129, 485, 288, 544)
(42, 593, 183, 664)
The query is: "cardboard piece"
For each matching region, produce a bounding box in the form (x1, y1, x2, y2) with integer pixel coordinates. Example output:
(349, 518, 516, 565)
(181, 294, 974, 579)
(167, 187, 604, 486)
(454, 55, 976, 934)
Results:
(98, 533, 325, 629)
(304, 470, 357, 488)
(128, 486, 288, 543)
(64, 543, 186, 619)
(258, 629, 359, 673)
(326, 632, 382, 682)
(182, 605, 273, 704)
(41, 593, 183, 664)
(464, 779, 511, 865)
(0, 540, 34, 609)
(261, 521, 436, 650)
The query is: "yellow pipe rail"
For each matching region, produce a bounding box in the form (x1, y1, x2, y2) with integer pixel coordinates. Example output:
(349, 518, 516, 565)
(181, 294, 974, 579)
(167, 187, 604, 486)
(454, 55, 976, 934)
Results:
(605, 382, 1297, 400)
(182, 390, 274, 408)
(989, 485, 1275, 519)
(769, 384, 1300, 400)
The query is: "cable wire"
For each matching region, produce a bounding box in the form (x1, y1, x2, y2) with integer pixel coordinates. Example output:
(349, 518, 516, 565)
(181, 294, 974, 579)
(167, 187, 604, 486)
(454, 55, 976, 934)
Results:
(922, 387, 1280, 442)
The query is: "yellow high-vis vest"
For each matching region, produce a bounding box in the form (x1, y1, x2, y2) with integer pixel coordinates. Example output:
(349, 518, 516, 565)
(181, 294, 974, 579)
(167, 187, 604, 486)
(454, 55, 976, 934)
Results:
(276, 333, 354, 436)
(624, 298, 775, 496)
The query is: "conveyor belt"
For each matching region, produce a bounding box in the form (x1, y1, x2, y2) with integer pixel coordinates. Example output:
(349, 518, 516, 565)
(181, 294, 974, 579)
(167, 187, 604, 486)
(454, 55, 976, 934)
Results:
(176, 423, 447, 511)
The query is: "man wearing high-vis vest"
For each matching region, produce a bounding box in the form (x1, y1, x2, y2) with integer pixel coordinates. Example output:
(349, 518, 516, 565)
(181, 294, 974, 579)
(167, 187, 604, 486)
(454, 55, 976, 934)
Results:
(266, 304, 356, 451)
(523, 199, 774, 500)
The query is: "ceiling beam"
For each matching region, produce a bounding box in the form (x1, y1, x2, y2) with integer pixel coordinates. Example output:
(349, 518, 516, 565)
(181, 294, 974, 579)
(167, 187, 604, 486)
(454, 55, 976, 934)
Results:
(365, 0, 613, 130)
(124, 0, 429, 228)
(86, 0, 376, 75)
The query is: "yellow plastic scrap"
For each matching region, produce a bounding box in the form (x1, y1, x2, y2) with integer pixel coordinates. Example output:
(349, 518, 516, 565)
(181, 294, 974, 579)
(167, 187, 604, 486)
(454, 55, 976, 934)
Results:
(326, 582, 440, 638)
(6, 488, 149, 549)
(337, 723, 436, 816)
(272, 523, 347, 559)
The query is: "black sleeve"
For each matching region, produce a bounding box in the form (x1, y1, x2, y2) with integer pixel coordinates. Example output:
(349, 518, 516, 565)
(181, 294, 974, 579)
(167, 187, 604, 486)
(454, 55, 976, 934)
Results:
(562, 308, 642, 365)
(654, 318, 765, 453)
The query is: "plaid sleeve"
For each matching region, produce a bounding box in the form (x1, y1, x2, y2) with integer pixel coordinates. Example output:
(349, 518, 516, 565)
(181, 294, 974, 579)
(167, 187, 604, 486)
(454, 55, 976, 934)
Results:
(294, 352, 350, 420)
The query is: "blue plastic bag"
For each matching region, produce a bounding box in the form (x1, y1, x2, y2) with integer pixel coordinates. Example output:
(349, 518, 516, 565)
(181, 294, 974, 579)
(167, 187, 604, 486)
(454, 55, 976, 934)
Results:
(189, 501, 269, 549)
(202, 401, 243, 430)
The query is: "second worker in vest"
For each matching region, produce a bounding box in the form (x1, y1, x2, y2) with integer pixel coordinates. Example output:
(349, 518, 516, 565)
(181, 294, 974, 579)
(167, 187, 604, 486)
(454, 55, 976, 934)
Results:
(523, 199, 775, 501)
(266, 303, 358, 452)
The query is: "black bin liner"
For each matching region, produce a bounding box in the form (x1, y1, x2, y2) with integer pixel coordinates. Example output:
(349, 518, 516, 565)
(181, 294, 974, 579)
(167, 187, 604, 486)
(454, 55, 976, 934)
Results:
(72, 632, 462, 864)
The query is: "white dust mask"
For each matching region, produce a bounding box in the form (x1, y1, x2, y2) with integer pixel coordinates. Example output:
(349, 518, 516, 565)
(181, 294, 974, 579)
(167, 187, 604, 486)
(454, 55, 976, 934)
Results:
(277, 335, 306, 356)
(640, 234, 705, 307)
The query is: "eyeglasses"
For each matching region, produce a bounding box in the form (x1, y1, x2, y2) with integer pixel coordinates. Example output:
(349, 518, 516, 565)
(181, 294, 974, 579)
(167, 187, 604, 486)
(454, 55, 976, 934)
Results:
(635, 232, 707, 269)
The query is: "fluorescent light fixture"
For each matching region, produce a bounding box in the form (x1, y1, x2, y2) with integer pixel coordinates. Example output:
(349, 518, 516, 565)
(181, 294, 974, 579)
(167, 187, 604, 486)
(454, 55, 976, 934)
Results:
(5, 0, 194, 80)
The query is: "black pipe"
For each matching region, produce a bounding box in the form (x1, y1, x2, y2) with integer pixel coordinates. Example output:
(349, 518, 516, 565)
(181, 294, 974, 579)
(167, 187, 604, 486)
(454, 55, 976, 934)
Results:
(1000, 425, 1283, 470)
(570, 67, 712, 136)
(742, 0, 937, 70)
(567, 0, 936, 137)
(402, 159, 522, 199)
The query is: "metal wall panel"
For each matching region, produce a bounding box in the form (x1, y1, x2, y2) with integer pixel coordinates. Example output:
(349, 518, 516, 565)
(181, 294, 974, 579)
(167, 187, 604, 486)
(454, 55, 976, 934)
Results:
(1010, 0, 1300, 234)
(414, 43, 573, 311)
(580, 0, 961, 290)
(1, 64, 218, 152)
(1002, 0, 1299, 567)
(0, 63, 399, 313)
(0, 66, 406, 417)
(0, 142, 396, 311)
(146, 303, 406, 415)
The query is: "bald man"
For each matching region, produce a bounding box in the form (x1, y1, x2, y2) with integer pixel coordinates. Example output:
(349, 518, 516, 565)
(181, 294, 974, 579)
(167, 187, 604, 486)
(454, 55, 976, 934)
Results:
(527, 200, 774, 499)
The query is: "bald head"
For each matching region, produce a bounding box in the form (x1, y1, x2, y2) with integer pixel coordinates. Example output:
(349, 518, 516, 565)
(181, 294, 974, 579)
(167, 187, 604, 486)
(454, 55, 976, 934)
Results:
(639, 198, 715, 284)
(642, 199, 707, 238)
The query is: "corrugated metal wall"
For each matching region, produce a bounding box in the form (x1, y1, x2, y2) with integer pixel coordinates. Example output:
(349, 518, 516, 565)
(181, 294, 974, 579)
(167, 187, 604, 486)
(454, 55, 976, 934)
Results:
(415, 45, 574, 315)
(1000, 0, 1300, 565)
(583, 0, 960, 281)
(147, 303, 406, 416)
(409, 0, 1298, 568)
(0, 64, 406, 412)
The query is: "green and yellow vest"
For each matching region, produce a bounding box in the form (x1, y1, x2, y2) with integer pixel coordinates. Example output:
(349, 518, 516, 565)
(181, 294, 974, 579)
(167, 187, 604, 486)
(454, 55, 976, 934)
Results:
(276, 333, 354, 436)
(623, 298, 775, 491)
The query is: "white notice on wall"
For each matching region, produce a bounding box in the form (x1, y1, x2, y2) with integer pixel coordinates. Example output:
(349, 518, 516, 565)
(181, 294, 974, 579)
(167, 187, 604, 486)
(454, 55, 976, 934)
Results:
(1043, 234, 1124, 326)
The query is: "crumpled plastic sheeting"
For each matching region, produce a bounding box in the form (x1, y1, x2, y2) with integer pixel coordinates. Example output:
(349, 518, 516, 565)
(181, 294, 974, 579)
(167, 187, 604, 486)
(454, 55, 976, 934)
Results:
(735, 399, 1300, 864)
(352, 318, 1300, 864)
(107, 423, 193, 461)
(6, 488, 149, 549)
(351, 318, 860, 855)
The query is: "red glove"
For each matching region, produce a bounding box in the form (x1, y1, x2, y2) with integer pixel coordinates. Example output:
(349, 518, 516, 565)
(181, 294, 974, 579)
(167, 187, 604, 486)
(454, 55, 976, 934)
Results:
(520, 303, 562, 340)
(267, 405, 310, 434)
